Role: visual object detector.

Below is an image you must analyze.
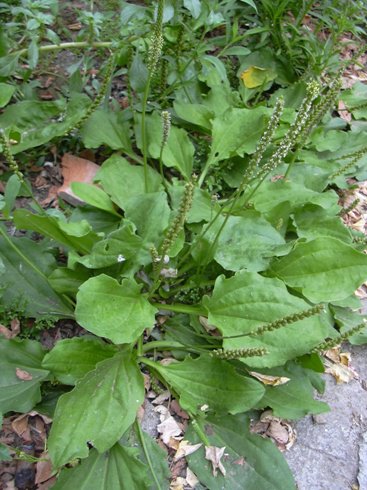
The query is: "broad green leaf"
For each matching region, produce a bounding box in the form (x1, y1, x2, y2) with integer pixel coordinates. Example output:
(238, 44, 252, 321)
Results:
(2, 174, 21, 218)
(0, 95, 91, 154)
(0, 339, 49, 414)
(341, 81, 367, 119)
(129, 54, 149, 93)
(13, 210, 100, 254)
(162, 125, 194, 179)
(0, 442, 12, 462)
(48, 267, 91, 295)
(0, 233, 72, 318)
(254, 365, 329, 419)
(332, 306, 367, 345)
(75, 274, 157, 344)
(0, 83, 16, 108)
(194, 212, 285, 272)
(77, 221, 150, 270)
(95, 155, 161, 210)
(209, 107, 269, 164)
(70, 206, 120, 234)
(183, 0, 201, 18)
(223, 46, 251, 56)
(203, 272, 335, 368)
(135, 113, 195, 179)
(187, 414, 296, 490)
(48, 352, 144, 468)
(251, 179, 339, 214)
(239, 0, 258, 11)
(53, 444, 150, 490)
(0, 53, 20, 77)
(71, 183, 120, 216)
(240, 66, 276, 88)
(292, 205, 351, 242)
(174, 101, 213, 131)
(124, 192, 170, 244)
(42, 338, 118, 385)
(136, 429, 171, 489)
(270, 237, 367, 303)
(152, 355, 265, 415)
(80, 109, 133, 152)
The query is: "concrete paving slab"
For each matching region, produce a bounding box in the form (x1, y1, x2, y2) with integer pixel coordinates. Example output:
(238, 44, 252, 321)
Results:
(285, 345, 367, 490)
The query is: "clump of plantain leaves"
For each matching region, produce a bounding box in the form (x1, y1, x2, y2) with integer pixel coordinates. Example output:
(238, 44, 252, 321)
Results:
(1, 3, 367, 489)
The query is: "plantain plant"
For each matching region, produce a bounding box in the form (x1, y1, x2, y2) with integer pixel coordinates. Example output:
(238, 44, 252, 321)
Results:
(1, 1, 367, 489)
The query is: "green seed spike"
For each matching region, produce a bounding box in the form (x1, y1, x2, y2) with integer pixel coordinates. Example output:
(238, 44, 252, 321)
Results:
(66, 54, 116, 134)
(311, 321, 367, 353)
(211, 347, 267, 360)
(251, 304, 325, 337)
(159, 175, 196, 257)
(339, 198, 360, 216)
(0, 130, 24, 182)
(148, 0, 165, 74)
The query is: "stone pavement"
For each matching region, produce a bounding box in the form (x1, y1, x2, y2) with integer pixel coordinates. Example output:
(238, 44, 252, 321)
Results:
(285, 345, 367, 490)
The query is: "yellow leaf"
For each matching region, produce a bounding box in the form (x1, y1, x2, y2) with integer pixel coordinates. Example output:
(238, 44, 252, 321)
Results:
(240, 66, 275, 88)
(249, 371, 290, 386)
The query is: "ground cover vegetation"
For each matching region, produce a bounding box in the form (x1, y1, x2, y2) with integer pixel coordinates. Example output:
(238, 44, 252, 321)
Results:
(1, 0, 367, 488)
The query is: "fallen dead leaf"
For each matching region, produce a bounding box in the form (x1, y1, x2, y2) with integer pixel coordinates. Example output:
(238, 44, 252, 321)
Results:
(15, 368, 33, 381)
(174, 440, 202, 461)
(35, 453, 53, 485)
(249, 371, 291, 386)
(170, 477, 186, 490)
(152, 390, 171, 405)
(205, 446, 226, 477)
(157, 415, 182, 444)
(0, 325, 14, 339)
(251, 411, 297, 451)
(338, 99, 352, 123)
(57, 153, 100, 206)
(170, 399, 189, 420)
(324, 358, 358, 383)
(186, 467, 199, 488)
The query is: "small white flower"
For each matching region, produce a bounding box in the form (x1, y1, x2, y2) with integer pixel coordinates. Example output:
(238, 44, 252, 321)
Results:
(117, 254, 126, 263)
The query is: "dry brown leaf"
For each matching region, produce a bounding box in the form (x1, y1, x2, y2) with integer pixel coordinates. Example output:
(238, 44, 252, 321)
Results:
(170, 399, 190, 420)
(325, 347, 341, 363)
(157, 415, 182, 444)
(324, 358, 358, 384)
(252, 411, 297, 451)
(152, 390, 171, 405)
(186, 467, 199, 488)
(337, 99, 352, 123)
(233, 456, 246, 466)
(35, 454, 54, 485)
(174, 440, 203, 461)
(199, 316, 217, 333)
(205, 446, 226, 477)
(0, 325, 13, 339)
(249, 371, 291, 386)
(170, 477, 186, 490)
(57, 153, 100, 206)
(15, 368, 33, 381)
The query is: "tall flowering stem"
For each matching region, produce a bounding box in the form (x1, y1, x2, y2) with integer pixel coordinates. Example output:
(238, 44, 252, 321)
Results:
(149, 176, 196, 296)
(141, 0, 165, 193)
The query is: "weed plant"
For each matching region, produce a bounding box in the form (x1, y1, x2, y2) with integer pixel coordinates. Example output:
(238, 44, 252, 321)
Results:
(0, 1, 367, 488)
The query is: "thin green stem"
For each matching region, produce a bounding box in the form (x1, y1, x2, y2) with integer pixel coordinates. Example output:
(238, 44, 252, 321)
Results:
(134, 421, 162, 490)
(284, 147, 300, 179)
(12, 41, 114, 58)
(191, 417, 210, 446)
(141, 75, 153, 193)
(150, 301, 206, 315)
